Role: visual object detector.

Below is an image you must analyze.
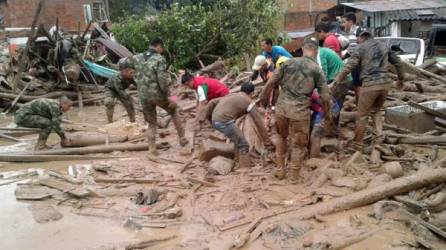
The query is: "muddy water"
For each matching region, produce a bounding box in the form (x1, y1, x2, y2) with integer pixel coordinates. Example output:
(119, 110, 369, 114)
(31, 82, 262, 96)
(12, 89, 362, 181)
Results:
(0, 182, 135, 250)
(0, 106, 139, 250)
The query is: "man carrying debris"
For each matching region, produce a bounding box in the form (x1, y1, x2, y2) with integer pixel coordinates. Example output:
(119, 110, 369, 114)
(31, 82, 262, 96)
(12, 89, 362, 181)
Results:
(260, 50, 331, 181)
(251, 55, 274, 82)
(128, 38, 188, 157)
(15, 97, 73, 150)
(333, 28, 405, 150)
(200, 82, 269, 168)
(181, 71, 229, 109)
(301, 37, 351, 157)
(104, 58, 136, 123)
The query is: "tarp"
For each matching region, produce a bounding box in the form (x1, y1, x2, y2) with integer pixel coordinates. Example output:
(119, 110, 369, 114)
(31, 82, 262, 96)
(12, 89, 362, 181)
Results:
(83, 60, 118, 79)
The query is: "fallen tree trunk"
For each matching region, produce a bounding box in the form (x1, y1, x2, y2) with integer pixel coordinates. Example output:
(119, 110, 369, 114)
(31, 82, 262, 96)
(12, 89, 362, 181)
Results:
(0, 91, 79, 102)
(67, 133, 128, 147)
(402, 61, 446, 84)
(408, 101, 446, 120)
(11, 142, 168, 156)
(0, 154, 121, 162)
(398, 136, 446, 145)
(218, 169, 446, 231)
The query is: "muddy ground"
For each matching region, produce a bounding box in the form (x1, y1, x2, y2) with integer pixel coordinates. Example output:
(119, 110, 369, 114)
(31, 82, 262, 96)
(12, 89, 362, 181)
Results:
(1, 101, 446, 250)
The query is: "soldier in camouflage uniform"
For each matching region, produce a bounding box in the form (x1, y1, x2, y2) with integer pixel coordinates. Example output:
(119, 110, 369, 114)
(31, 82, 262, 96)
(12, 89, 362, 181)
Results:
(128, 38, 188, 156)
(104, 59, 136, 123)
(260, 51, 331, 181)
(334, 28, 405, 150)
(15, 97, 73, 150)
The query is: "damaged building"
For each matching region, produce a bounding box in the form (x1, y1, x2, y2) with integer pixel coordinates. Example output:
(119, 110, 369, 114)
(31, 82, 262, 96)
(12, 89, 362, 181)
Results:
(0, 0, 109, 33)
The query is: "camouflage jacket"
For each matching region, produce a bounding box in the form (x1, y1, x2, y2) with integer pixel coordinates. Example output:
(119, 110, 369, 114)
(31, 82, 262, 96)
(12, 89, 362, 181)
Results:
(260, 56, 330, 118)
(335, 37, 404, 87)
(105, 74, 132, 91)
(15, 98, 65, 137)
(128, 49, 171, 102)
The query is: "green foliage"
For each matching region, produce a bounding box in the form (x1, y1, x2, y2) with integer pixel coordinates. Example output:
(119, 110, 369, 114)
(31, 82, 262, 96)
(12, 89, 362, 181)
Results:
(112, 0, 280, 69)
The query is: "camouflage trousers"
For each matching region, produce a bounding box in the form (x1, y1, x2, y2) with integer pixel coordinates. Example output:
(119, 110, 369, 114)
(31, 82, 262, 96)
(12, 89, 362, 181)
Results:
(104, 87, 135, 122)
(275, 112, 311, 173)
(15, 114, 54, 141)
(140, 98, 178, 125)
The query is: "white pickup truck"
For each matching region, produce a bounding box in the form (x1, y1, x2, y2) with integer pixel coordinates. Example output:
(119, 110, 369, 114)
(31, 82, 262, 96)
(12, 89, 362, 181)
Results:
(376, 37, 425, 66)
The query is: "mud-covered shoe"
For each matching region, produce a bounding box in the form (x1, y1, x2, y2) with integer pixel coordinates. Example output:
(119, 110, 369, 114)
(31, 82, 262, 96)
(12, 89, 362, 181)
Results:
(288, 167, 300, 183)
(179, 137, 189, 147)
(273, 168, 286, 180)
(34, 139, 50, 151)
(238, 153, 251, 168)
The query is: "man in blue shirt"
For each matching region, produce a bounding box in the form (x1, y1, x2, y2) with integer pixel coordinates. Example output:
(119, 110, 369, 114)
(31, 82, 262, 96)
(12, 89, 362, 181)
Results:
(261, 38, 292, 63)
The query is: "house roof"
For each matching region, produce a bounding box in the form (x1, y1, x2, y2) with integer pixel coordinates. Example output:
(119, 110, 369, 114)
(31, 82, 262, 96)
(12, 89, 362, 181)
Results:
(341, 0, 446, 12)
(287, 29, 315, 39)
(388, 8, 446, 21)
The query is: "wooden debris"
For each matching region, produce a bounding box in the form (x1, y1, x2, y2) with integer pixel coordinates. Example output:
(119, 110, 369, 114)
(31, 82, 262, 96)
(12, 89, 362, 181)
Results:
(0, 154, 121, 162)
(13, 142, 167, 156)
(408, 101, 446, 120)
(186, 177, 219, 188)
(0, 133, 21, 142)
(199, 139, 234, 161)
(399, 208, 446, 239)
(217, 169, 446, 231)
(66, 133, 128, 147)
(38, 178, 90, 198)
(48, 170, 82, 184)
(124, 235, 177, 250)
(94, 178, 164, 184)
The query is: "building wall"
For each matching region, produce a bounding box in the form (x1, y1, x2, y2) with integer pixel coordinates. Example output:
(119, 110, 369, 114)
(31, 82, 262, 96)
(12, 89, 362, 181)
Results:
(1, 0, 104, 32)
(278, 0, 338, 31)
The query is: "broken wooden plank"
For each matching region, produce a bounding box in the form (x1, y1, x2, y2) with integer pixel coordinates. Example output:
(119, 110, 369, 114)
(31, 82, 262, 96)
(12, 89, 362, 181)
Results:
(217, 169, 446, 232)
(0, 133, 21, 142)
(38, 178, 90, 198)
(399, 208, 446, 239)
(124, 235, 177, 250)
(199, 139, 234, 161)
(48, 170, 82, 184)
(12, 142, 167, 156)
(0, 154, 122, 162)
(186, 177, 219, 188)
(408, 101, 446, 120)
(94, 178, 165, 184)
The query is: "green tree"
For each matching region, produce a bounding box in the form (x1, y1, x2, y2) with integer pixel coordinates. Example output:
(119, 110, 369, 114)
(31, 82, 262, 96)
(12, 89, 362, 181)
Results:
(112, 0, 280, 69)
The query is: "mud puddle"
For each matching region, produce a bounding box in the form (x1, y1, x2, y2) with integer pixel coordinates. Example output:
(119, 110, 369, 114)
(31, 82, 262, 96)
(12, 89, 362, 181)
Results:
(0, 182, 135, 250)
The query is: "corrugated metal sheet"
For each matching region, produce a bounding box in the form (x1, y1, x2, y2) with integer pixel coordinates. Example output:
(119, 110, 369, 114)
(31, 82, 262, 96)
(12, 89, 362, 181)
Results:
(342, 0, 446, 12)
(388, 8, 446, 21)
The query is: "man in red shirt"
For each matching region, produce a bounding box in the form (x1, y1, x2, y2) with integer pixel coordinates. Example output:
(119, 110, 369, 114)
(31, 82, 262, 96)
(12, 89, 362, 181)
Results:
(181, 72, 229, 102)
(315, 22, 341, 57)
(182, 72, 230, 129)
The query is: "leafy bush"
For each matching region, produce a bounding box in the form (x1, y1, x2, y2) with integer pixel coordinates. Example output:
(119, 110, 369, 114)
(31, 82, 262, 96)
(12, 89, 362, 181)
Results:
(112, 0, 280, 69)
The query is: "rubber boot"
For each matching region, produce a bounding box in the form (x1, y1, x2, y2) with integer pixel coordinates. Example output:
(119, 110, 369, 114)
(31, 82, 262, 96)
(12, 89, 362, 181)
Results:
(147, 124, 158, 157)
(238, 152, 251, 168)
(289, 167, 301, 182)
(274, 155, 286, 180)
(274, 137, 287, 180)
(372, 112, 383, 144)
(353, 119, 367, 151)
(309, 135, 321, 158)
(34, 134, 50, 151)
(106, 108, 114, 123)
(172, 113, 188, 146)
(125, 104, 136, 123)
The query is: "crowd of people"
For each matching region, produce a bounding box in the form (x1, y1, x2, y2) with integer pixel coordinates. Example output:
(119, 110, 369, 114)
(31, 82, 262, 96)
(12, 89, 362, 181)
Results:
(13, 12, 406, 182)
